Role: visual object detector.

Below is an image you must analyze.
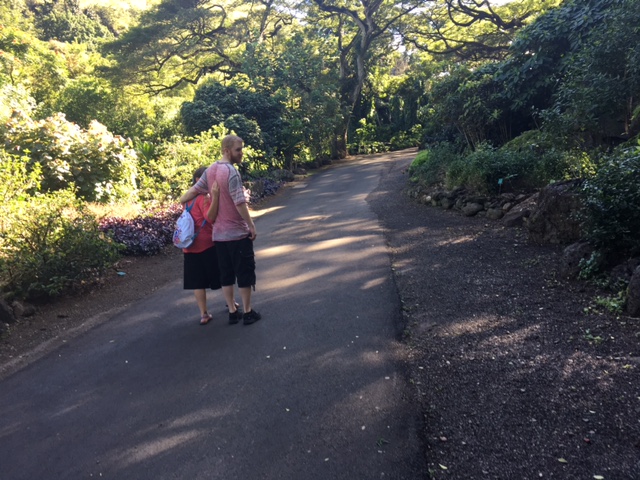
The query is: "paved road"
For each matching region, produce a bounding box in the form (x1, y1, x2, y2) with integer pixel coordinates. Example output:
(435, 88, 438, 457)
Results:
(0, 150, 425, 479)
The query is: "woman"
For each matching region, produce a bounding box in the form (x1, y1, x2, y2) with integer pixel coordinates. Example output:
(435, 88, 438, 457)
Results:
(182, 166, 236, 325)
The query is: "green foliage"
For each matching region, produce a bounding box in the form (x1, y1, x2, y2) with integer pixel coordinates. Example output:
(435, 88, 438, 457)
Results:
(224, 114, 263, 150)
(410, 135, 591, 195)
(137, 124, 261, 202)
(4, 112, 139, 202)
(408, 143, 460, 186)
(539, 0, 640, 145)
(180, 82, 286, 160)
(581, 145, 640, 256)
(0, 149, 41, 203)
(137, 127, 223, 202)
(389, 125, 423, 151)
(0, 189, 121, 299)
(444, 144, 531, 193)
(419, 64, 515, 149)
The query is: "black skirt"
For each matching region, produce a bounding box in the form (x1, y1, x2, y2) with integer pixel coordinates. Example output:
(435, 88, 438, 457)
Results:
(183, 245, 222, 290)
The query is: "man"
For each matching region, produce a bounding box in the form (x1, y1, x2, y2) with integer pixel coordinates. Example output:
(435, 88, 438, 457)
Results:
(180, 135, 261, 325)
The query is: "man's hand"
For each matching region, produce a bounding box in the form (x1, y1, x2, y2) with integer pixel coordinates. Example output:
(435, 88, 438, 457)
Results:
(248, 223, 257, 241)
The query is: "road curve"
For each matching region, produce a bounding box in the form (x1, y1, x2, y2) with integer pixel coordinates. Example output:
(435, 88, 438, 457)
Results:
(0, 150, 426, 480)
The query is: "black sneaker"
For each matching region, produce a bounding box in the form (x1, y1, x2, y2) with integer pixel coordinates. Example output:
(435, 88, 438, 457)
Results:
(243, 310, 261, 325)
(228, 309, 242, 325)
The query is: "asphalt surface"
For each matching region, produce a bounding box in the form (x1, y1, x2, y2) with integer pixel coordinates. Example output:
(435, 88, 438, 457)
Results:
(0, 150, 426, 479)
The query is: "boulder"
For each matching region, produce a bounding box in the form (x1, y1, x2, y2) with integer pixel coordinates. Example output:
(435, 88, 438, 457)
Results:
(0, 298, 16, 325)
(559, 241, 595, 279)
(610, 258, 640, 286)
(462, 202, 484, 217)
(627, 265, 640, 317)
(441, 197, 455, 210)
(526, 179, 584, 244)
(12, 300, 36, 319)
(486, 208, 504, 220)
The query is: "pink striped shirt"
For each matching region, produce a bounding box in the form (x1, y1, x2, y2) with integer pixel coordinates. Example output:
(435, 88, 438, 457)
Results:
(194, 161, 250, 242)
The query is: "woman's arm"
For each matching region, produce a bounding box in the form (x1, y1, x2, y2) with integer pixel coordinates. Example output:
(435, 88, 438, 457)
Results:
(206, 180, 220, 222)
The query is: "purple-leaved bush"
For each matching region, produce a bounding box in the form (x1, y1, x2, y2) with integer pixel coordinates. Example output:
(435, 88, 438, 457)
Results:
(99, 178, 282, 256)
(99, 204, 182, 256)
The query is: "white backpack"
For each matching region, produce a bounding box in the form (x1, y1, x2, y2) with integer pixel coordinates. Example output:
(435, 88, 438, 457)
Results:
(172, 200, 206, 249)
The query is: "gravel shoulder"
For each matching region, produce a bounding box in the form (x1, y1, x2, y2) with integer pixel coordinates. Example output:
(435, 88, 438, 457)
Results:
(2, 152, 639, 479)
(367, 154, 640, 480)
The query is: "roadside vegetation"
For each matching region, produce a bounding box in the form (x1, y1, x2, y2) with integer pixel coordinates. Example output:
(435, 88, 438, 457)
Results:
(0, 0, 638, 305)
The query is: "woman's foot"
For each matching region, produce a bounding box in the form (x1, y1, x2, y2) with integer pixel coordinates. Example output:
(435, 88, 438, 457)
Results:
(200, 312, 212, 325)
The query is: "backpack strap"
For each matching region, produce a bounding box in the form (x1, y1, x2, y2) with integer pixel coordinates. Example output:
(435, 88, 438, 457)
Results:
(186, 198, 207, 240)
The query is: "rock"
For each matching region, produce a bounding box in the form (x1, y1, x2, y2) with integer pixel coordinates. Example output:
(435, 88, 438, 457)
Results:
(11, 300, 36, 319)
(441, 197, 455, 210)
(559, 241, 595, 279)
(627, 266, 640, 317)
(271, 169, 295, 182)
(486, 208, 504, 220)
(610, 258, 640, 286)
(526, 179, 584, 244)
(462, 202, 484, 217)
(502, 194, 537, 227)
(0, 298, 16, 325)
(502, 202, 513, 212)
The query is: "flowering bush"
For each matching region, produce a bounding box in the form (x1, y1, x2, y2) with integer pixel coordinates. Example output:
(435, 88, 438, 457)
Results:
(4, 111, 138, 202)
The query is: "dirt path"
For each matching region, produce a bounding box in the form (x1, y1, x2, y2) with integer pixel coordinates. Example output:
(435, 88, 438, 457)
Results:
(367, 155, 640, 479)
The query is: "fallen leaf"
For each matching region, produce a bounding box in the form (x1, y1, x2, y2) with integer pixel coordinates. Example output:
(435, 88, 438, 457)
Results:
(439, 464, 448, 470)
(558, 458, 568, 464)
(593, 476, 604, 480)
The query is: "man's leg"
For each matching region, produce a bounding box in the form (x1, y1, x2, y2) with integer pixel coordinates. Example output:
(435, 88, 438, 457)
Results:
(222, 285, 238, 313)
(239, 286, 252, 314)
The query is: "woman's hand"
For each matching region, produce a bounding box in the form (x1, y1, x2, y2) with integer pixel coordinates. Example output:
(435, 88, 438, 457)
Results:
(210, 180, 220, 199)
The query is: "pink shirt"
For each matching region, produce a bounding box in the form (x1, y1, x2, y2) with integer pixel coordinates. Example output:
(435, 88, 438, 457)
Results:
(194, 161, 249, 242)
(182, 194, 214, 253)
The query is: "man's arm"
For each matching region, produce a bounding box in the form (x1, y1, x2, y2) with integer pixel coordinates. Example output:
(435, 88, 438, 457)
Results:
(180, 169, 209, 204)
(179, 186, 199, 204)
(236, 202, 257, 240)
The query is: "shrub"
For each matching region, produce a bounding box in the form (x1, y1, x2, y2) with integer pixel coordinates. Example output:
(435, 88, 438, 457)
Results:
(581, 146, 640, 257)
(4, 112, 139, 202)
(99, 203, 182, 256)
(0, 190, 121, 299)
(0, 149, 41, 204)
(137, 125, 261, 202)
(408, 143, 460, 186)
(411, 135, 594, 195)
(446, 144, 559, 194)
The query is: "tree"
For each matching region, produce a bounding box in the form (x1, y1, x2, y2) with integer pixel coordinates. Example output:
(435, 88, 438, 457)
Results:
(180, 81, 286, 157)
(104, 0, 293, 93)
(400, 0, 561, 62)
(300, 0, 423, 157)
